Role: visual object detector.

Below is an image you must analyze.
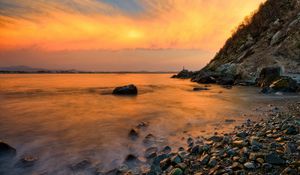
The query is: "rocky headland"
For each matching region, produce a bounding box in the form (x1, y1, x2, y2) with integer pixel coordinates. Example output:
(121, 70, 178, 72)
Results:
(173, 0, 300, 94)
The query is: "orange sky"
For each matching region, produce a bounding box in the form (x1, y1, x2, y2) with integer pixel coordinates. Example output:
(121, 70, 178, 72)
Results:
(0, 0, 266, 71)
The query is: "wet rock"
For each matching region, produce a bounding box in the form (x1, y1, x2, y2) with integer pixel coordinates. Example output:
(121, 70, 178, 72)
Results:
(169, 168, 183, 175)
(0, 141, 16, 157)
(112, 84, 138, 95)
(193, 87, 209, 91)
(125, 154, 138, 163)
(265, 152, 285, 165)
(225, 119, 236, 123)
(145, 147, 158, 159)
(128, 129, 139, 140)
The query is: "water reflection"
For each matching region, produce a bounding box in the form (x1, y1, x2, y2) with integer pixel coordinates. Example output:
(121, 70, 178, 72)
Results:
(0, 74, 296, 174)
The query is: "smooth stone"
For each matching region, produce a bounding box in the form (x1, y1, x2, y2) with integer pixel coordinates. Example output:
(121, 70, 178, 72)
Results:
(70, 159, 91, 171)
(244, 162, 255, 169)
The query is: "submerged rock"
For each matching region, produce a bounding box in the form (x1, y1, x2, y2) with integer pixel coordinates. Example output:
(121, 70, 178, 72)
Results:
(0, 141, 16, 157)
(112, 84, 138, 95)
(128, 128, 139, 140)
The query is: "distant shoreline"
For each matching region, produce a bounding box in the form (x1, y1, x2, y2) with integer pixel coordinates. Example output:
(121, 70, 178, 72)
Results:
(0, 71, 177, 74)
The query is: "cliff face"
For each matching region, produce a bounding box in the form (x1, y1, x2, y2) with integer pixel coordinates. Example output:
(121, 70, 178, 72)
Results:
(202, 0, 300, 81)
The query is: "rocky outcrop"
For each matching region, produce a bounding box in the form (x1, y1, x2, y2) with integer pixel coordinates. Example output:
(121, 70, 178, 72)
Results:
(179, 0, 300, 93)
(195, 0, 300, 85)
(112, 84, 138, 95)
(171, 69, 194, 79)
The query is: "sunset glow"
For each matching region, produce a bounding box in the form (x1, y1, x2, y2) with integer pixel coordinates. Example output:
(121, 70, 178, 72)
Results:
(0, 0, 266, 71)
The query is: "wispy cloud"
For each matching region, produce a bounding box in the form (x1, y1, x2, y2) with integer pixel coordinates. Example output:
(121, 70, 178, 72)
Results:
(0, 0, 265, 51)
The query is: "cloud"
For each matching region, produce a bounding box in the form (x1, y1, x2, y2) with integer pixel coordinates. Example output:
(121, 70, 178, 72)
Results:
(0, 0, 265, 52)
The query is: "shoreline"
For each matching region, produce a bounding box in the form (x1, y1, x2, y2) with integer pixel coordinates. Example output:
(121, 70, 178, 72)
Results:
(109, 99, 300, 175)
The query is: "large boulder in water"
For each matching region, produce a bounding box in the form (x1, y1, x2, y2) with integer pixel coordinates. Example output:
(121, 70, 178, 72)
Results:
(0, 141, 16, 157)
(113, 84, 138, 95)
(256, 67, 282, 87)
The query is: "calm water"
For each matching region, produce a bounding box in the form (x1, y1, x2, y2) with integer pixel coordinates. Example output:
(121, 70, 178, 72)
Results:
(0, 74, 298, 174)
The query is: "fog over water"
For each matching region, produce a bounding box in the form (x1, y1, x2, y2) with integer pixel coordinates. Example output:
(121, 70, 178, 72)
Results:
(0, 74, 297, 174)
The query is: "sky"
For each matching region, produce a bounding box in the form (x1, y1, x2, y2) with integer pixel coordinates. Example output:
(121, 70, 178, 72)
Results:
(0, 0, 265, 71)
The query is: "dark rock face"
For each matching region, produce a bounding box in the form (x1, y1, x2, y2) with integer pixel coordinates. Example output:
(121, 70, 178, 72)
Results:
(256, 67, 282, 88)
(171, 69, 193, 79)
(112, 84, 138, 95)
(191, 71, 217, 84)
(0, 141, 16, 157)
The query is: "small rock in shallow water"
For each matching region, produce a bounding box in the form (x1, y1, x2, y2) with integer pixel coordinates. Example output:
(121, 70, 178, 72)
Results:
(128, 128, 139, 140)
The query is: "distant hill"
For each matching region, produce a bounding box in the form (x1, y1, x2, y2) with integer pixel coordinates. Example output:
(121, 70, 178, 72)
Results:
(0, 66, 50, 72)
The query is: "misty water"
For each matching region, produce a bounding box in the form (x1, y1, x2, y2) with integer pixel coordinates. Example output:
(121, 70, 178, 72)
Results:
(0, 74, 298, 175)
